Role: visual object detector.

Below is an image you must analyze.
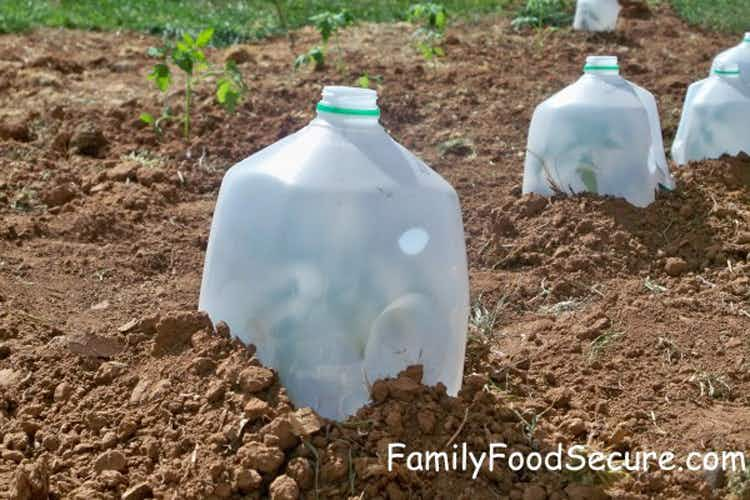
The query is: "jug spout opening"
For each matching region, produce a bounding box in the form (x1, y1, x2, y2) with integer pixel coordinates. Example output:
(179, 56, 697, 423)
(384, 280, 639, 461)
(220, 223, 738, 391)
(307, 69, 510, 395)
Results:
(317, 86, 380, 118)
(584, 55, 620, 75)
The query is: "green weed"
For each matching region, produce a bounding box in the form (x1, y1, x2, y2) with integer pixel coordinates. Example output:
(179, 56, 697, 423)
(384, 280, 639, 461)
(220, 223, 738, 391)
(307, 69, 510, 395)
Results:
(295, 10, 353, 71)
(511, 0, 573, 30)
(407, 3, 448, 67)
(140, 28, 247, 140)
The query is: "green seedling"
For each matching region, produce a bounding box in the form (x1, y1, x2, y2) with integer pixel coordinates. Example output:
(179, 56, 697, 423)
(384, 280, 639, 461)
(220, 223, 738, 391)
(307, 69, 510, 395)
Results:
(141, 28, 247, 140)
(588, 329, 624, 360)
(139, 107, 175, 137)
(512, 0, 572, 30)
(356, 73, 383, 88)
(511, 405, 552, 448)
(295, 10, 353, 72)
(407, 3, 448, 67)
(294, 46, 325, 71)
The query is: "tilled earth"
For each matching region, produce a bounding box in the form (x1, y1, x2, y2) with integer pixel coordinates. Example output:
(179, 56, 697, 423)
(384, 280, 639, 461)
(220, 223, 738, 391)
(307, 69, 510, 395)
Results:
(1, 4, 749, 499)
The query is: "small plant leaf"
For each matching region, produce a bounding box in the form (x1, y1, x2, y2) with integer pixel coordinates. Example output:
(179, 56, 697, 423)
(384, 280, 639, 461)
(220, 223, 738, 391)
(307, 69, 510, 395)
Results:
(182, 32, 195, 47)
(195, 28, 214, 48)
(216, 81, 240, 113)
(148, 63, 172, 92)
(293, 53, 308, 69)
(172, 49, 194, 75)
(139, 112, 155, 124)
(357, 74, 370, 88)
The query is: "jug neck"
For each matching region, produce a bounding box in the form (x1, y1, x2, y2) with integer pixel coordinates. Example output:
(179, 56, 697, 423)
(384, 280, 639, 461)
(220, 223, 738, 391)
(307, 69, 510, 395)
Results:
(583, 55, 620, 76)
(744, 32, 750, 43)
(314, 86, 381, 128)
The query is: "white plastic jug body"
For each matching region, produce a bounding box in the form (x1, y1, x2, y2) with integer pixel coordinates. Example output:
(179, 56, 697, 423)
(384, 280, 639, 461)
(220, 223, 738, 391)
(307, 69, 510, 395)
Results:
(573, 0, 621, 31)
(199, 87, 470, 420)
(710, 34, 750, 89)
(672, 64, 750, 165)
(523, 56, 673, 208)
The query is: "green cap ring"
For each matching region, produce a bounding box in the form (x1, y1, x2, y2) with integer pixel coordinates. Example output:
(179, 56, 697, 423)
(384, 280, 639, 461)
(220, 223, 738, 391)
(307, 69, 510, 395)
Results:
(316, 103, 380, 117)
(584, 65, 620, 71)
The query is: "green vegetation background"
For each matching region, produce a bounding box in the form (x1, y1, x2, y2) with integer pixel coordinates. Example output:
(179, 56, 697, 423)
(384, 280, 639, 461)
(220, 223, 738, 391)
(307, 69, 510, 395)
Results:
(0, 0, 747, 45)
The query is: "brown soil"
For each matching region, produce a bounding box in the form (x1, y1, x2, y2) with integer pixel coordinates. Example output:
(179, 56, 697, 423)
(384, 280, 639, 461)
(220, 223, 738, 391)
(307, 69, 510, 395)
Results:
(1, 5, 749, 499)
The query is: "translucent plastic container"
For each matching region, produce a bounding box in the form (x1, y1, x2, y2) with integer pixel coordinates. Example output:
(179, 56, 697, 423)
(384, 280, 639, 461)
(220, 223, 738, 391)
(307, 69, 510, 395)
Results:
(710, 33, 750, 89)
(199, 86, 470, 420)
(672, 63, 750, 165)
(523, 56, 674, 208)
(573, 0, 621, 31)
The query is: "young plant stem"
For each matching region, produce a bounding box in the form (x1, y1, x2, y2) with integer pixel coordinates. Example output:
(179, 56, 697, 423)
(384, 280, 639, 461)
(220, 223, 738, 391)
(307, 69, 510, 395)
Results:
(334, 32, 344, 73)
(184, 76, 192, 139)
(271, 0, 295, 49)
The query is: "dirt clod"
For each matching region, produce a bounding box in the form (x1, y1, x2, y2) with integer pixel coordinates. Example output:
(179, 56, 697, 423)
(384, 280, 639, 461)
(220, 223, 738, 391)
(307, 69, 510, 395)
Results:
(69, 122, 107, 157)
(269, 474, 300, 500)
(94, 449, 127, 472)
(665, 256, 689, 276)
(238, 365, 275, 393)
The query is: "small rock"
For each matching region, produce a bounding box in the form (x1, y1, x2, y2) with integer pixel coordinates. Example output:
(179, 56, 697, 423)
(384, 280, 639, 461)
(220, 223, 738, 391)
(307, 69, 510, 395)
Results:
(235, 468, 262, 492)
(244, 398, 271, 419)
(94, 449, 127, 472)
(286, 457, 313, 490)
(260, 417, 298, 451)
(190, 356, 216, 376)
(100, 431, 117, 449)
(90, 300, 110, 311)
(0, 368, 21, 388)
(269, 475, 300, 500)
(0, 117, 31, 142)
(117, 318, 139, 333)
(516, 194, 548, 218)
(417, 410, 436, 434)
(3, 450, 24, 463)
(11, 458, 50, 499)
(371, 380, 389, 403)
(130, 378, 171, 404)
(665, 257, 689, 277)
(95, 361, 128, 384)
(42, 434, 60, 452)
(563, 417, 587, 437)
(238, 366, 275, 393)
(122, 482, 153, 500)
(41, 183, 77, 207)
(388, 376, 421, 401)
(239, 442, 285, 474)
(594, 401, 609, 415)
(152, 311, 211, 354)
(106, 161, 138, 182)
(117, 418, 138, 441)
(206, 380, 226, 403)
(289, 408, 324, 437)
(100, 470, 125, 488)
(64, 333, 124, 359)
